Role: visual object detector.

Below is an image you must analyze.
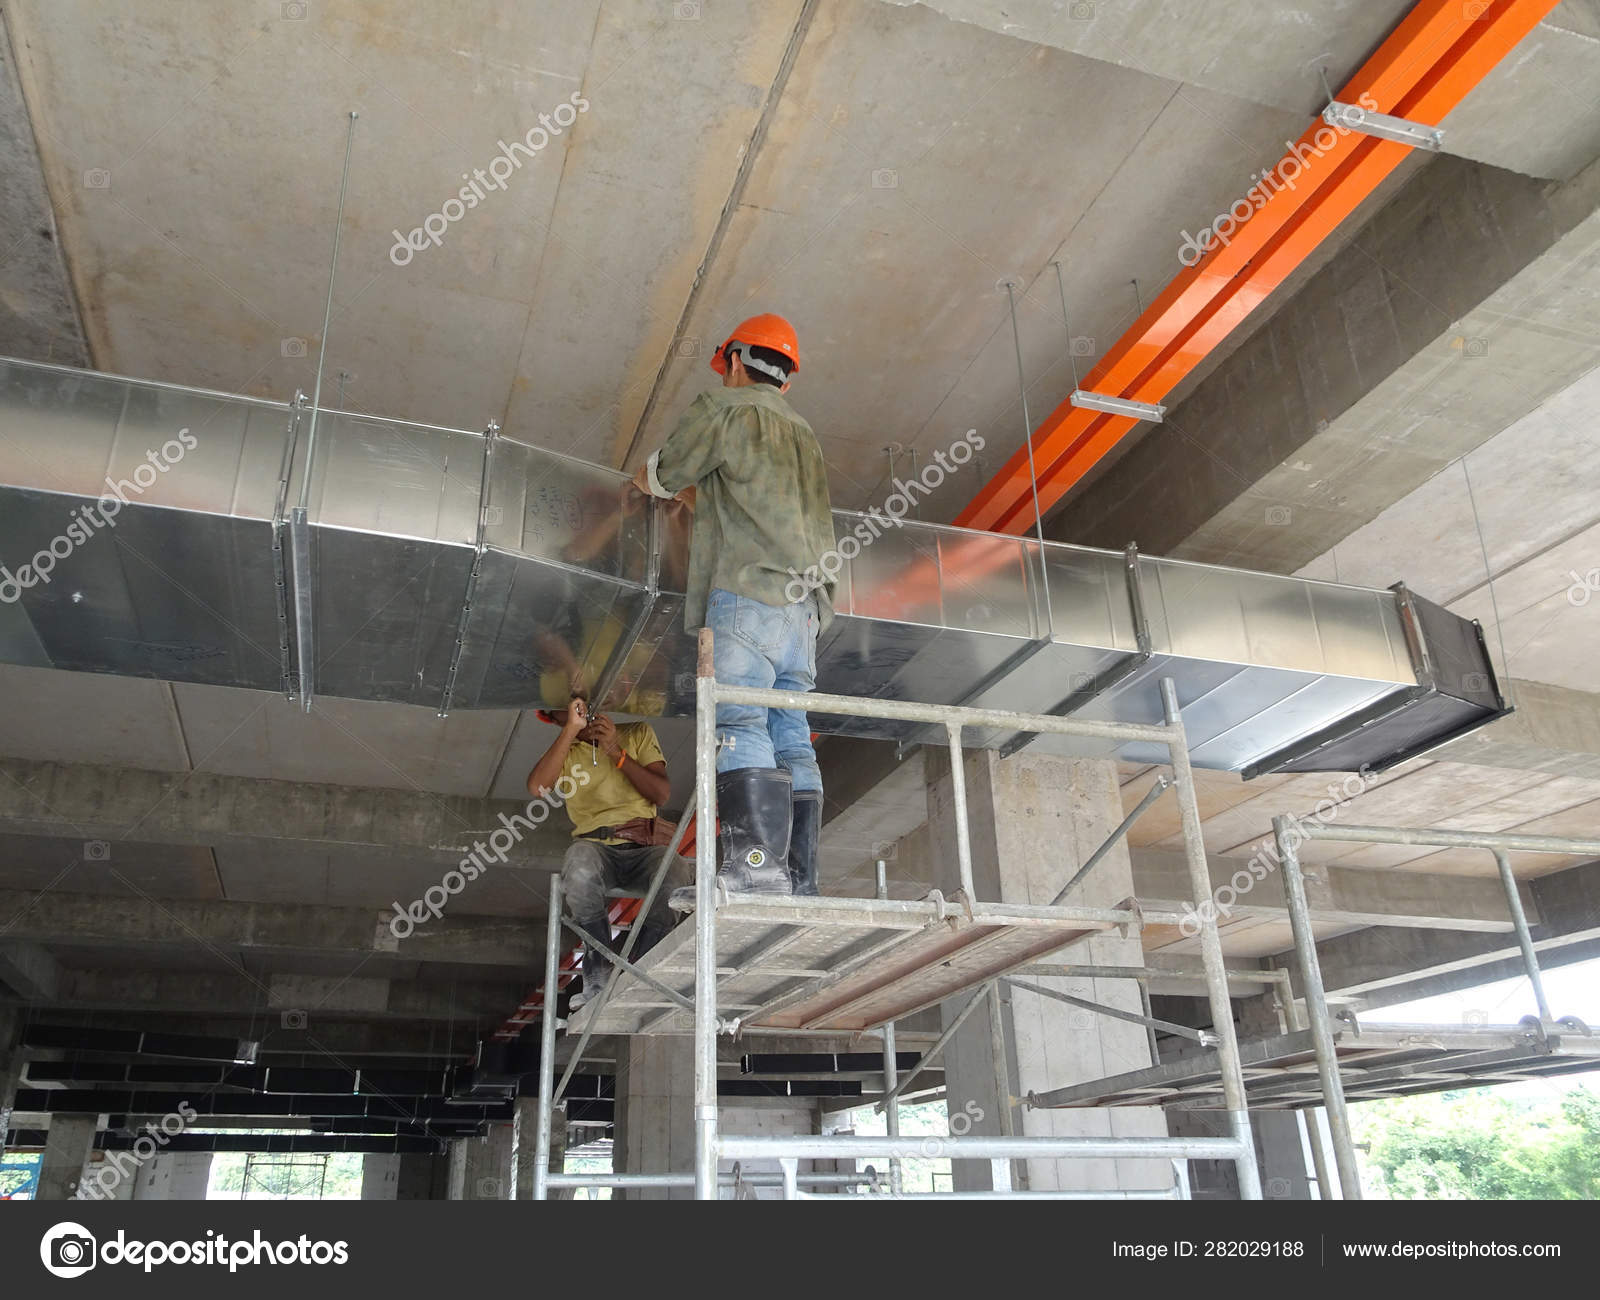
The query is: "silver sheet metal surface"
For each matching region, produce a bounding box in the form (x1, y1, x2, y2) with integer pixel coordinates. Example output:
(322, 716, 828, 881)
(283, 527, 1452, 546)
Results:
(0, 356, 1483, 773)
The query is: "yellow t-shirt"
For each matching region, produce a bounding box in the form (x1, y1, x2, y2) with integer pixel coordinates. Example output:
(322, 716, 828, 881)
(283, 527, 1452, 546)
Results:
(562, 721, 667, 842)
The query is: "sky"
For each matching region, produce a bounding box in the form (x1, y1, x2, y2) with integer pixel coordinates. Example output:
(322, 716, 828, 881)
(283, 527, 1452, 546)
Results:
(1360, 954, 1600, 1098)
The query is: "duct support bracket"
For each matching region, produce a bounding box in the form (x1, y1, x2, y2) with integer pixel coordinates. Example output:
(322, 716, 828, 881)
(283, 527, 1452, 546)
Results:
(998, 541, 1153, 757)
(288, 508, 316, 714)
(270, 391, 307, 702)
(588, 491, 664, 713)
(438, 421, 500, 718)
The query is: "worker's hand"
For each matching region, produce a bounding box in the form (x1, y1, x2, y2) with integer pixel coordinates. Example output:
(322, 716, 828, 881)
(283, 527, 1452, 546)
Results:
(664, 485, 696, 520)
(623, 465, 657, 512)
(579, 712, 621, 761)
(563, 697, 589, 735)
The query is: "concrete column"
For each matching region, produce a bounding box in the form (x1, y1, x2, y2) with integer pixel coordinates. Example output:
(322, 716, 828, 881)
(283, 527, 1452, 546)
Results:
(0, 1004, 21, 1159)
(512, 1095, 567, 1199)
(924, 749, 1174, 1193)
(361, 1153, 400, 1200)
(612, 1036, 694, 1201)
(1240, 993, 1311, 1200)
(448, 1122, 514, 1200)
(37, 1115, 98, 1201)
(395, 1152, 445, 1200)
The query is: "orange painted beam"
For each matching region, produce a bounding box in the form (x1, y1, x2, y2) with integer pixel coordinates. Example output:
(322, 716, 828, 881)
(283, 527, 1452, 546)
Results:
(958, 0, 1559, 536)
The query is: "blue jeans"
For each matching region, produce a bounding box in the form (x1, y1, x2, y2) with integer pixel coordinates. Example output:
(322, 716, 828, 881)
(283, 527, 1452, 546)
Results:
(706, 587, 821, 794)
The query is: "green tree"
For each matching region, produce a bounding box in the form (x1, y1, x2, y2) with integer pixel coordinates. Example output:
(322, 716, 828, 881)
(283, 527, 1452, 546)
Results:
(1353, 1084, 1600, 1199)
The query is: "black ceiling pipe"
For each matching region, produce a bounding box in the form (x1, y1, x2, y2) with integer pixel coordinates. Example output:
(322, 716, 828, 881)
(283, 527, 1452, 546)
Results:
(22, 1024, 257, 1063)
(16, 1090, 511, 1122)
(740, 1052, 921, 1075)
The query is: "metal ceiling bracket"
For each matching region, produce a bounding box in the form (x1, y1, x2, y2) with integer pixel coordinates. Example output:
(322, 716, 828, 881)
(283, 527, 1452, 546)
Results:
(1069, 390, 1166, 422)
(1322, 100, 1444, 151)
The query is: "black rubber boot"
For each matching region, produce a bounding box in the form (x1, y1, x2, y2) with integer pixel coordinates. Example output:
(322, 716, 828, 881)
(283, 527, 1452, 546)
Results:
(789, 790, 822, 896)
(632, 916, 672, 960)
(715, 767, 793, 895)
(569, 917, 614, 1012)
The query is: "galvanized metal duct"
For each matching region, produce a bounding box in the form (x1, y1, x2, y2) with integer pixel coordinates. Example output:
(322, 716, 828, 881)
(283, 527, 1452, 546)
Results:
(0, 356, 1507, 774)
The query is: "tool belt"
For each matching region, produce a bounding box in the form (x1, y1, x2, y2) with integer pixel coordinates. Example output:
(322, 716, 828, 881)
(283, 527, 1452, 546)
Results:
(576, 816, 679, 849)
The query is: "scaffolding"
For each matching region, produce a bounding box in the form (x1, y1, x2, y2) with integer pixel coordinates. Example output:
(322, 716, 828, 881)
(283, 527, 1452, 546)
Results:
(524, 630, 1600, 1201)
(531, 628, 1265, 1200)
(1262, 817, 1600, 1200)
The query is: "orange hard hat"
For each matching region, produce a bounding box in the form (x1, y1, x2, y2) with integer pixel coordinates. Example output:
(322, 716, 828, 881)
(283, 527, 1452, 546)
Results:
(710, 313, 800, 377)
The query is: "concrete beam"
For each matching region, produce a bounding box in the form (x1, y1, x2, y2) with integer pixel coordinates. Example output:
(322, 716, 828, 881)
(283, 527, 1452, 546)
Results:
(45, 969, 521, 1021)
(1434, 678, 1600, 779)
(1060, 152, 1600, 575)
(0, 940, 59, 999)
(0, 757, 572, 866)
(0, 889, 542, 969)
(1131, 847, 1535, 937)
(1313, 858, 1600, 1007)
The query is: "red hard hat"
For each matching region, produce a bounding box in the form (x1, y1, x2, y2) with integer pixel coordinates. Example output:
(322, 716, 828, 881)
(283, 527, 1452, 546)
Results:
(710, 313, 800, 377)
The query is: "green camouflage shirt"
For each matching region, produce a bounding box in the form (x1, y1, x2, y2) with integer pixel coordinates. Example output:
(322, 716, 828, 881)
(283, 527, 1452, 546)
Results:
(646, 384, 836, 633)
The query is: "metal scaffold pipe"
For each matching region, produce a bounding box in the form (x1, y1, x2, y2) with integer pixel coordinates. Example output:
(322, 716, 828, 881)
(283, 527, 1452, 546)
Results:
(1274, 815, 1361, 1199)
(1162, 677, 1263, 1200)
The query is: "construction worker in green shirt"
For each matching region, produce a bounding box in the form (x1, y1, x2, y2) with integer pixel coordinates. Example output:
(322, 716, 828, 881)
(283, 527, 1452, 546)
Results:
(629, 313, 835, 899)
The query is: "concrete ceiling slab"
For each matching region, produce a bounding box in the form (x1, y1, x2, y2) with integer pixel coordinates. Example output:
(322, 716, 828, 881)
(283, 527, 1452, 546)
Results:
(0, 832, 218, 898)
(0, 8, 88, 364)
(879, 0, 1600, 180)
(212, 840, 550, 915)
(0, 662, 189, 769)
(501, 0, 808, 462)
(1133, 759, 1428, 856)
(171, 681, 518, 795)
(635, 1, 1348, 512)
(4, 0, 606, 416)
